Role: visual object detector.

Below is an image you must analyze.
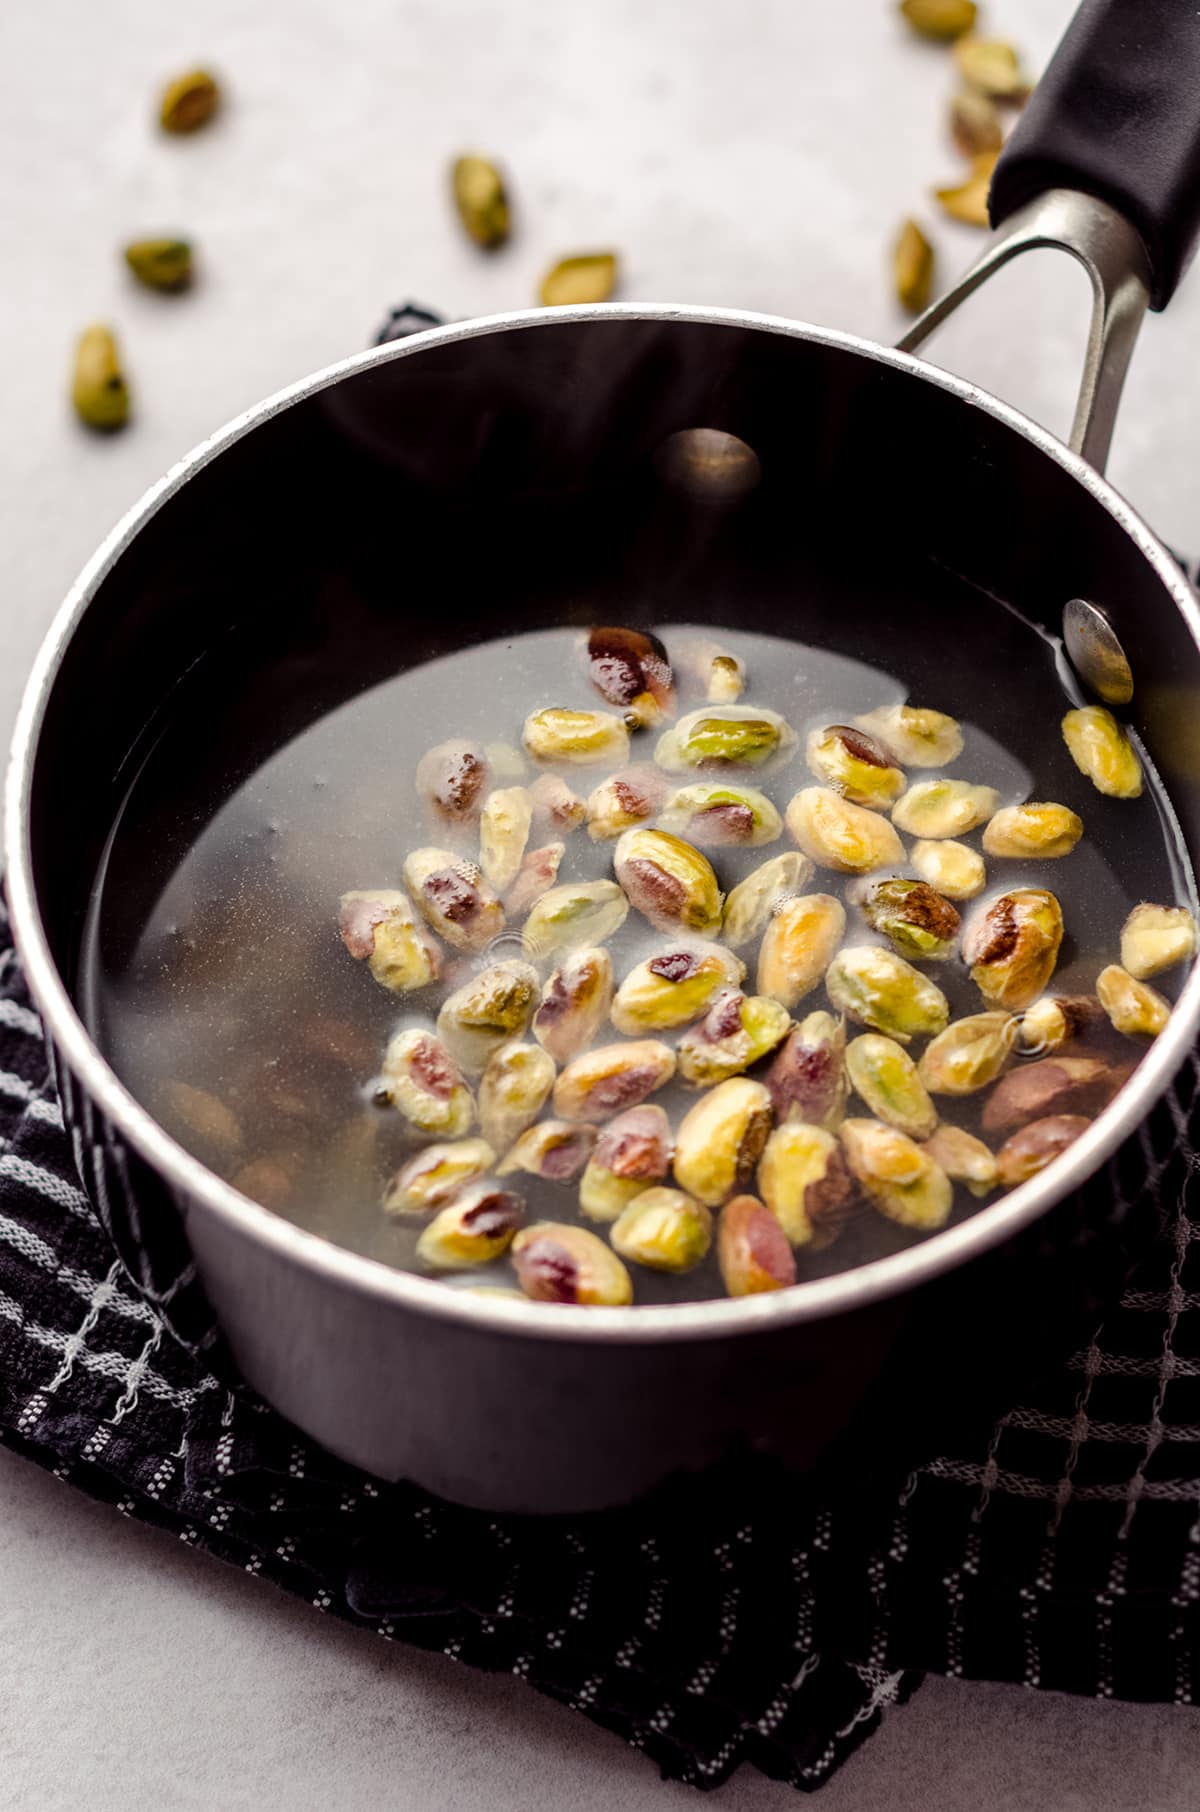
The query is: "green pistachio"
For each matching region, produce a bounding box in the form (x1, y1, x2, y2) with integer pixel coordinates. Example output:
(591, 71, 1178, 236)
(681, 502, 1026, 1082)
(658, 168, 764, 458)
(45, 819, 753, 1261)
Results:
(124, 238, 193, 291)
(825, 945, 949, 1043)
(523, 707, 629, 766)
(935, 150, 999, 227)
(1061, 706, 1143, 799)
(1120, 903, 1198, 979)
(954, 35, 1032, 101)
(416, 1182, 524, 1270)
(523, 880, 629, 957)
(578, 1104, 673, 1222)
(339, 889, 442, 992)
(892, 778, 1000, 839)
(980, 1056, 1126, 1139)
(785, 788, 906, 873)
(909, 838, 986, 900)
(982, 802, 1083, 859)
(962, 888, 1064, 1010)
(840, 1118, 952, 1230)
(71, 324, 130, 431)
(402, 847, 506, 952)
(658, 782, 783, 848)
(676, 989, 792, 1087)
(757, 1121, 856, 1246)
(721, 852, 814, 949)
(452, 154, 511, 248)
(673, 1077, 774, 1207)
(894, 219, 935, 315)
(610, 1188, 713, 1273)
(717, 1194, 797, 1295)
(585, 766, 668, 840)
(496, 1118, 596, 1181)
(585, 626, 675, 725)
(512, 1221, 632, 1304)
(478, 1043, 556, 1150)
(917, 1011, 1017, 1094)
(805, 724, 906, 808)
(756, 893, 846, 1008)
(380, 1029, 475, 1137)
(611, 943, 744, 1035)
(383, 1138, 496, 1215)
(614, 828, 724, 936)
(1096, 964, 1171, 1038)
(159, 68, 220, 133)
(539, 254, 618, 308)
(846, 1034, 938, 1139)
(950, 88, 1004, 156)
(764, 1012, 848, 1128)
(854, 704, 963, 768)
(436, 960, 539, 1074)
(900, 0, 977, 41)
(655, 704, 796, 772)
(532, 946, 614, 1063)
(853, 875, 960, 960)
(553, 1040, 676, 1123)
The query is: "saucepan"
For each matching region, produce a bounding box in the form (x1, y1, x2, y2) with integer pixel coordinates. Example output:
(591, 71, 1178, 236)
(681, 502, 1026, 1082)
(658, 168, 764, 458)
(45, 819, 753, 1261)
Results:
(8, 0, 1200, 1512)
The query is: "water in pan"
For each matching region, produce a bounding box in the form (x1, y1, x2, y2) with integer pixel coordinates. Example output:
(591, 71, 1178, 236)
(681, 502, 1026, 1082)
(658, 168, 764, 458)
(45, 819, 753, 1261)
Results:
(82, 605, 1194, 1306)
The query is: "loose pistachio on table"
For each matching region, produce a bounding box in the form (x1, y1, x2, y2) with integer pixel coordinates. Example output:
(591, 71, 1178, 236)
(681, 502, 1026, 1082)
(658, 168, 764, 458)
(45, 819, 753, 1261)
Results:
(585, 626, 675, 726)
(655, 704, 796, 772)
(899, 0, 977, 41)
(610, 1188, 713, 1274)
(1061, 706, 1143, 799)
(529, 771, 586, 832)
(764, 1011, 848, 1129)
(380, 1029, 475, 1137)
(478, 787, 533, 892)
(611, 943, 744, 1035)
(436, 960, 539, 1074)
(917, 1011, 1017, 1094)
(403, 848, 506, 952)
(539, 254, 619, 309)
(673, 1077, 773, 1207)
(478, 1042, 556, 1150)
(1096, 964, 1171, 1038)
(707, 653, 746, 703)
(962, 888, 1064, 1010)
(1120, 903, 1198, 979)
(523, 707, 630, 766)
(124, 238, 194, 292)
(995, 1115, 1091, 1188)
(892, 778, 1000, 839)
(894, 219, 935, 315)
(532, 946, 614, 1063)
(497, 1119, 596, 1182)
(504, 842, 564, 916)
(909, 838, 986, 901)
(579, 1104, 673, 1221)
(614, 828, 724, 936)
(954, 35, 1032, 101)
(922, 1124, 997, 1197)
(553, 1040, 676, 1123)
(982, 802, 1083, 859)
(676, 989, 792, 1087)
(658, 782, 782, 847)
(416, 1183, 524, 1270)
(758, 1121, 856, 1246)
(854, 705, 963, 768)
(523, 879, 629, 956)
(415, 740, 490, 825)
(339, 889, 442, 993)
(72, 324, 130, 431)
(825, 945, 950, 1043)
(785, 788, 906, 873)
(512, 1221, 633, 1304)
(805, 724, 906, 809)
(382, 1137, 496, 1215)
(853, 875, 960, 960)
(950, 88, 1003, 156)
(846, 1034, 938, 1139)
(159, 68, 221, 133)
(980, 1055, 1126, 1139)
(451, 153, 510, 248)
(757, 893, 846, 1008)
(585, 765, 669, 840)
(721, 851, 813, 948)
(840, 1118, 953, 1230)
(717, 1195, 797, 1296)
(1015, 993, 1104, 1056)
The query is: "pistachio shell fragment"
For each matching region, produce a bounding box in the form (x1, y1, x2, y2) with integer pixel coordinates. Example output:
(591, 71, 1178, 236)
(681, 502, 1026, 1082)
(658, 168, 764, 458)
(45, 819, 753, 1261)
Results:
(436, 960, 539, 1073)
(611, 943, 744, 1035)
(505, 842, 564, 916)
(673, 1077, 773, 1207)
(539, 254, 618, 308)
(707, 654, 746, 703)
(840, 1118, 952, 1230)
(478, 1042, 556, 1149)
(403, 847, 506, 952)
(805, 725, 906, 808)
(717, 1195, 797, 1296)
(159, 68, 220, 133)
(983, 802, 1083, 859)
(900, 0, 977, 41)
(339, 889, 442, 993)
(478, 787, 533, 892)
(1097, 964, 1171, 1038)
(529, 772, 586, 831)
(917, 1011, 1017, 1094)
(610, 1188, 713, 1273)
(380, 1029, 475, 1137)
(451, 153, 510, 249)
(416, 740, 489, 824)
(1120, 903, 1198, 979)
(383, 1138, 496, 1215)
(894, 220, 935, 315)
(579, 1104, 673, 1221)
(553, 1039, 676, 1123)
(995, 1115, 1090, 1188)
(523, 880, 628, 957)
(655, 704, 795, 772)
(910, 838, 986, 900)
(497, 1119, 596, 1181)
(614, 828, 724, 936)
(855, 705, 963, 768)
(923, 1124, 997, 1197)
(676, 989, 792, 1087)
(853, 876, 960, 960)
(1016, 994, 1104, 1056)
(722, 852, 814, 949)
(523, 707, 629, 766)
(512, 1221, 632, 1304)
(757, 893, 846, 1008)
(124, 238, 193, 292)
(71, 324, 130, 431)
(586, 766, 669, 840)
(786, 788, 906, 873)
(846, 1035, 938, 1139)
(954, 36, 1031, 101)
(758, 1122, 856, 1246)
(935, 151, 999, 227)
(1061, 706, 1143, 798)
(659, 782, 782, 847)
(825, 946, 950, 1044)
(532, 946, 615, 1063)
(892, 778, 999, 839)
(585, 626, 675, 725)
(962, 887, 1064, 1010)
(950, 88, 1003, 156)
(416, 1183, 524, 1270)
(981, 1055, 1125, 1139)
(764, 1012, 848, 1129)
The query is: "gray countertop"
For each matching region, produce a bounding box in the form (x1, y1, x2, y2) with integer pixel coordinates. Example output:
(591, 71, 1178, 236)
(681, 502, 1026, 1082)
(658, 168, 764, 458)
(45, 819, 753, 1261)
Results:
(5, 0, 1200, 1804)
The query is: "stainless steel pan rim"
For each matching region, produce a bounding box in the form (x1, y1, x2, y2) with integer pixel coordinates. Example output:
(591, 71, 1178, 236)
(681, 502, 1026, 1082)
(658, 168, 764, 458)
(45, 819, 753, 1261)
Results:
(8, 301, 1200, 1347)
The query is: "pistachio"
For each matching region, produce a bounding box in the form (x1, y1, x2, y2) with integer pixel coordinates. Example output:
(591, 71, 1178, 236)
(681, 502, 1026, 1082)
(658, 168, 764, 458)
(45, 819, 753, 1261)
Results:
(529, 772, 587, 832)
(996, 1115, 1091, 1188)
(805, 724, 906, 809)
(523, 880, 629, 956)
(451, 153, 510, 248)
(585, 626, 675, 725)
(892, 778, 999, 839)
(655, 704, 796, 772)
(523, 707, 630, 766)
(935, 151, 999, 227)
(579, 1104, 673, 1221)
(923, 1124, 997, 1197)
(786, 788, 906, 873)
(382, 1137, 497, 1215)
(1015, 993, 1103, 1055)
(416, 1183, 524, 1270)
(610, 1188, 713, 1274)
(124, 238, 193, 292)
(765, 1012, 848, 1128)
(585, 765, 669, 840)
(950, 88, 1003, 156)
(840, 1118, 953, 1230)
(720, 855, 810, 950)
(962, 888, 1064, 1010)
(553, 1039, 676, 1123)
(659, 782, 783, 847)
(909, 838, 986, 900)
(676, 989, 792, 1087)
(71, 324, 130, 431)
(479, 787, 533, 892)
(758, 1122, 856, 1246)
(757, 893, 846, 1008)
(1061, 706, 1143, 799)
(1120, 903, 1198, 979)
(707, 654, 746, 703)
(854, 704, 963, 768)
(673, 1077, 773, 1206)
(231, 1153, 301, 1211)
(900, 0, 977, 41)
(825, 945, 949, 1043)
(380, 1029, 475, 1137)
(917, 1011, 1017, 1094)
(611, 942, 744, 1035)
(532, 946, 615, 1063)
(854, 876, 961, 960)
(614, 827, 724, 936)
(846, 1034, 938, 1139)
(982, 1054, 1127, 1138)
(512, 1221, 633, 1304)
(478, 1042, 557, 1150)
(497, 1119, 597, 1181)
(435, 960, 539, 1075)
(539, 254, 618, 308)
(163, 1080, 242, 1158)
(894, 220, 935, 315)
(339, 889, 442, 993)
(415, 740, 489, 824)
(717, 1194, 797, 1295)
(403, 847, 506, 952)
(505, 842, 564, 916)
(159, 68, 220, 133)
(982, 802, 1083, 860)
(954, 36, 1031, 101)
(1097, 964, 1171, 1038)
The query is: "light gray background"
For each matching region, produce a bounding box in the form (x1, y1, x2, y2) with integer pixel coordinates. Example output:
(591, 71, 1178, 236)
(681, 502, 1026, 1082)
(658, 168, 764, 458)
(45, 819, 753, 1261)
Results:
(4, 0, 1200, 1806)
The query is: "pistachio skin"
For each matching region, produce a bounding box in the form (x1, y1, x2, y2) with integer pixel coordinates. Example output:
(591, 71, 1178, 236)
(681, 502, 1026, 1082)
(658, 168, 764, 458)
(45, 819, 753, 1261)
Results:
(855, 704, 963, 768)
(552, 1040, 676, 1123)
(382, 1137, 496, 1214)
(982, 802, 1083, 860)
(614, 828, 724, 936)
(611, 943, 744, 1035)
(523, 707, 629, 766)
(655, 704, 795, 772)
(825, 945, 950, 1043)
(892, 779, 1000, 839)
(478, 1043, 557, 1150)
(804, 724, 905, 808)
(529, 772, 586, 832)
(585, 626, 675, 725)
(415, 1184, 524, 1270)
(673, 1077, 773, 1207)
(840, 1118, 953, 1230)
(339, 890, 441, 993)
(496, 1120, 596, 1181)
(1061, 706, 1143, 799)
(505, 843, 564, 916)
(981, 1056, 1127, 1139)
(923, 1124, 997, 1197)
(403, 848, 506, 953)
(523, 881, 628, 957)
(610, 1189, 713, 1274)
(1120, 904, 1198, 979)
(764, 1012, 848, 1129)
(757, 894, 846, 1008)
(512, 1222, 633, 1305)
(676, 990, 792, 1087)
(995, 1115, 1091, 1188)
(380, 1029, 475, 1137)
(962, 888, 1064, 1011)
(435, 960, 539, 1075)
(717, 1195, 797, 1296)
(721, 852, 813, 949)
(909, 839, 986, 901)
(918, 1012, 1017, 1095)
(786, 788, 906, 874)
(846, 1035, 938, 1140)
(415, 740, 489, 824)
(757, 1122, 856, 1245)
(1097, 965, 1171, 1038)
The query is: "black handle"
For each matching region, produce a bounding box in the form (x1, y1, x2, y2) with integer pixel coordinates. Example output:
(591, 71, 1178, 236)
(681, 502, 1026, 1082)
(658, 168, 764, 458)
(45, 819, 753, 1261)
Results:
(989, 0, 1200, 309)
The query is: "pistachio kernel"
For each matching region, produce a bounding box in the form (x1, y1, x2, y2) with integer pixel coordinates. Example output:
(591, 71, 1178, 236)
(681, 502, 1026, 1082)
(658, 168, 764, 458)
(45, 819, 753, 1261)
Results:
(853, 875, 960, 960)
(950, 88, 1003, 156)
(954, 36, 1032, 101)
(1120, 903, 1198, 979)
(756, 893, 846, 1009)
(585, 626, 675, 725)
(676, 989, 792, 1087)
(962, 887, 1064, 1010)
(1015, 994, 1103, 1056)
(805, 724, 906, 808)
(380, 1029, 475, 1137)
(659, 782, 783, 848)
(435, 959, 539, 1074)
(846, 1034, 938, 1140)
(159, 68, 220, 133)
(523, 880, 629, 957)
(585, 765, 669, 840)
(909, 838, 986, 900)
(721, 851, 814, 949)
(758, 1122, 856, 1247)
(614, 827, 724, 937)
(899, 0, 977, 41)
(981, 1055, 1127, 1139)
(935, 151, 999, 227)
(995, 1115, 1091, 1188)
(416, 1183, 524, 1270)
(892, 778, 999, 839)
(840, 1118, 952, 1230)
(383, 1138, 497, 1215)
(532, 946, 614, 1064)
(894, 219, 935, 315)
(1096, 964, 1171, 1038)
(124, 238, 193, 292)
(655, 704, 795, 772)
(1061, 706, 1143, 799)
(71, 324, 130, 431)
(673, 1077, 773, 1207)
(579, 1104, 673, 1222)
(825, 945, 950, 1044)
(982, 802, 1083, 860)
(610, 1189, 713, 1274)
(338, 889, 442, 993)
(505, 842, 565, 916)
(854, 704, 963, 768)
(523, 707, 629, 766)
(496, 1119, 596, 1181)
(163, 1080, 242, 1158)
(707, 654, 746, 703)
(478, 1042, 556, 1150)
(611, 942, 744, 1035)
(451, 154, 511, 249)
(512, 1221, 633, 1304)
(478, 787, 533, 893)
(539, 254, 618, 308)
(415, 740, 489, 824)
(717, 1195, 797, 1296)
(923, 1124, 997, 1197)
(785, 788, 906, 874)
(403, 847, 507, 953)
(764, 1012, 848, 1129)
(917, 1011, 1017, 1094)
(528, 772, 587, 832)
(553, 1039, 676, 1123)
